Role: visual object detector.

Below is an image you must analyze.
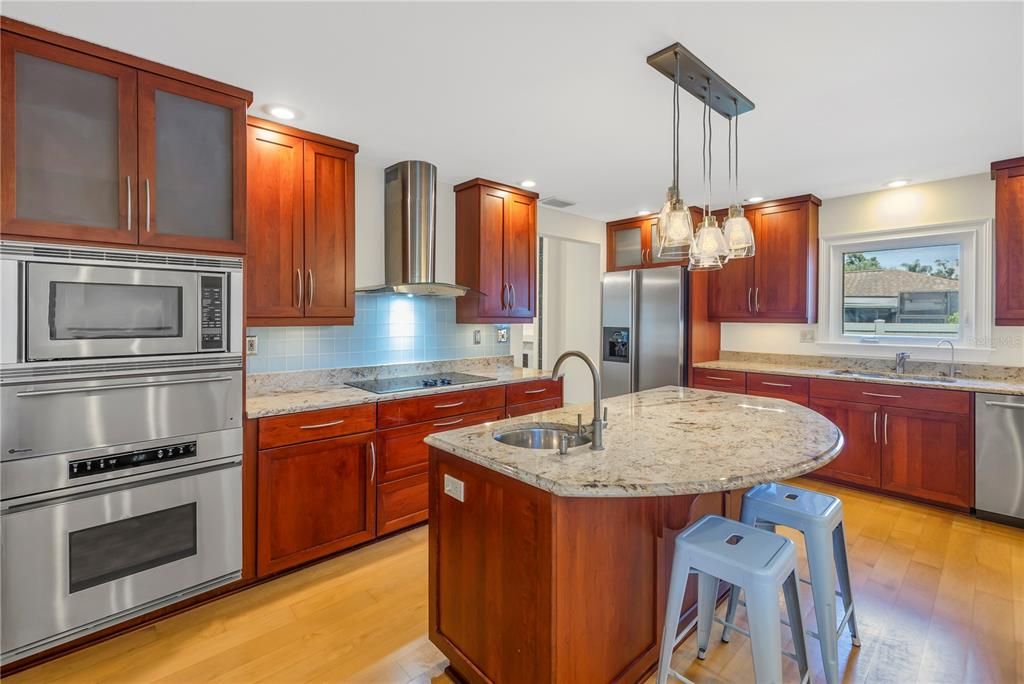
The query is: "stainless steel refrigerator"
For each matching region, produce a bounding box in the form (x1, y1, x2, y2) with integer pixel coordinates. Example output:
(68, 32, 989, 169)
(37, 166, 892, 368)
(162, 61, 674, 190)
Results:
(600, 266, 688, 398)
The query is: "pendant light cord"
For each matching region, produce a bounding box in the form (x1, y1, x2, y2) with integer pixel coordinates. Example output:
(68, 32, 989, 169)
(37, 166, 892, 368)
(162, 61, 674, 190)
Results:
(672, 51, 680, 195)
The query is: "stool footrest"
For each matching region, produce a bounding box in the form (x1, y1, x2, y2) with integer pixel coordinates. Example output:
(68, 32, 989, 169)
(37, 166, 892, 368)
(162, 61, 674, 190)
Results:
(713, 615, 751, 639)
(673, 617, 699, 649)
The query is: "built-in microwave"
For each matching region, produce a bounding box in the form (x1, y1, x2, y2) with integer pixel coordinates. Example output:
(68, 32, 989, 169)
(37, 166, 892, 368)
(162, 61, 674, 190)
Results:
(0, 242, 242, 364)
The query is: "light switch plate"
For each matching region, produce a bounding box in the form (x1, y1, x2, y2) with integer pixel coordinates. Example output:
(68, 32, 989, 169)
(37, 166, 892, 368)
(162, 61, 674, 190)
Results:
(473, 330, 481, 345)
(246, 336, 258, 354)
(443, 474, 465, 502)
(497, 328, 509, 343)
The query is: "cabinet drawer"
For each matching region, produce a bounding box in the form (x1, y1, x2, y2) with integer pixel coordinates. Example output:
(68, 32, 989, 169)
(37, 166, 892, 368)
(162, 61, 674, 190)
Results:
(377, 473, 429, 536)
(691, 368, 747, 393)
(506, 379, 562, 406)
(258, 403, 377, 449)
(378, 386, 505, 428)
(507, 396, 563, 418)
(809, 379, 969, 415)
(746, 373, 809, 405)
(377, 407, 505, 483)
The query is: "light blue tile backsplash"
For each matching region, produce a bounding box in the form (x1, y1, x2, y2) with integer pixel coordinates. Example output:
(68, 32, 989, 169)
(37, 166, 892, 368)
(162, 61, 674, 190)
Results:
(246, 294, 511, 373)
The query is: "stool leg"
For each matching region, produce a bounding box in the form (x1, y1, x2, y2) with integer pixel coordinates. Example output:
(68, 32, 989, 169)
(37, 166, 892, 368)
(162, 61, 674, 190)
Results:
(745, 581, 785, 684)
(696, 572, 719, 659)
(805, 527, 841, 684)
(782, 570, 810, 683)
(721, 584, 741, 643)
(657, 551, 691, 684)
(833, 522, 861, 647)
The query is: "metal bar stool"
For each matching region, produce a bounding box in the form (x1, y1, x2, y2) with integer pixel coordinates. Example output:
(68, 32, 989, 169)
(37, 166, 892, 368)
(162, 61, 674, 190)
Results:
(723, 482, 860, 684)
(657, 515, 811, 684)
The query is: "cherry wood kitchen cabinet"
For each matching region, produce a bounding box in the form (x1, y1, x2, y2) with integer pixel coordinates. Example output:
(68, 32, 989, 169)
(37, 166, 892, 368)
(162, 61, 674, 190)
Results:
(246, 117, 358, 326)
(0, 19, 251, 253)
(605, 214, 690, 271)
(745, 372, 810, 406)
(691, 367, 747, 393)
(807, 397, 881, 488)
(992, 157, 1024, 325)
(455, 178, 539, 323)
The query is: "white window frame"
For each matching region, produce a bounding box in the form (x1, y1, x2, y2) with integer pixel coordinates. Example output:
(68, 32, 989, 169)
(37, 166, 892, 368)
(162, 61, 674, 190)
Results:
(817, 219, 993, 358)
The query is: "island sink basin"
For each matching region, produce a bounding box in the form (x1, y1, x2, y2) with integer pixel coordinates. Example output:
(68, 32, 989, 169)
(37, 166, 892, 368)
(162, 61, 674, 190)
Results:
(493, 424, 592, 450)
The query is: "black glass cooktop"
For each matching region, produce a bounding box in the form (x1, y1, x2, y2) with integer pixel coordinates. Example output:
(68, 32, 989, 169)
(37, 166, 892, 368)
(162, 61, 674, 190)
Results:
(345, 372, 496, 395)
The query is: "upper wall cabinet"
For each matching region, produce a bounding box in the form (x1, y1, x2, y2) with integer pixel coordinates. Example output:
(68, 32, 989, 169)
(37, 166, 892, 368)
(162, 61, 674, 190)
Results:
(0, 19, 251, 253)
(606, 215, 687, 271)
(455, 178, 538, 323)
(246, 118, 358, 327)
(992, 157, 1024, 325)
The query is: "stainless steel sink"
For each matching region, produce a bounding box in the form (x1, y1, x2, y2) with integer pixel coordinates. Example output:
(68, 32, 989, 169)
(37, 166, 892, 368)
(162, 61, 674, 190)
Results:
(493, 424, 592, 450)
(828, 369, 957, 383)
(829, 369, 890, 379)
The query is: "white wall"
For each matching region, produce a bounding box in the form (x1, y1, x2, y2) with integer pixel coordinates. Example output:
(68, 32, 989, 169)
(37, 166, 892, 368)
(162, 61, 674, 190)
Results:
(721, 173, 1024, 366)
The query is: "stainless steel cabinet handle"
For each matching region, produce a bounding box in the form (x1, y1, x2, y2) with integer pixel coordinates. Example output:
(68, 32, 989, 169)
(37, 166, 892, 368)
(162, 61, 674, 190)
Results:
(307, 269, 314, 307)
(984, 401, 1024, 410)
(510, 283, 516, 310)
(754, 287, 760, 313)
(434, 400, 465, 409)
(299, 419, 345, 430)
(706, 376, 735, 382)
(862, 391, 902, 399)
(296, 268, 303, 309)
(883, 413, 889, 445)
(145, 178, 151, 231)
(369, 442, 376, 483)
(7, 448, 33, 454)
(126, 176, 132, 231)
(761, 382, 792, 388)
(501, 283, 508, 310)
(872, 411, 878, 444)
(747, 288, 753, 314)
(524, 388, 547, 395)
(433, 418, 465, 427)
(16, 376, 232, 397)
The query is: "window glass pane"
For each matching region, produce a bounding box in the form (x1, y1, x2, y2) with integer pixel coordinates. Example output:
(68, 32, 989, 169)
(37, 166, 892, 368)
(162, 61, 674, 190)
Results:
(842, 244, 960, 337)
(50, 282, 183, 339)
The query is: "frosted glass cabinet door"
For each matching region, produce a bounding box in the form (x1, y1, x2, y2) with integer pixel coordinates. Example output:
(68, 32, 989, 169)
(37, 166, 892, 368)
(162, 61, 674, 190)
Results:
(138, 72, 245, 253)
(610, 225, 644, 270)
(1, 34, 137, 243)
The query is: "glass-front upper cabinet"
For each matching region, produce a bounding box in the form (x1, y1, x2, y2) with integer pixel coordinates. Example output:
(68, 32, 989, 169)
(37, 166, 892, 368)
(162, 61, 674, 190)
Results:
(137, 73, 246, 253)
(1, 34, 138, 245)
(607, 220, 645, 271)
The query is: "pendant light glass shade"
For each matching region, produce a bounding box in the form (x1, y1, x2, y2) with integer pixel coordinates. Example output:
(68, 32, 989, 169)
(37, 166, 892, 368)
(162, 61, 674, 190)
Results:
(655, 189, 693, 258)
(687, 215, 728, 271)
(723, 204, 755, 259)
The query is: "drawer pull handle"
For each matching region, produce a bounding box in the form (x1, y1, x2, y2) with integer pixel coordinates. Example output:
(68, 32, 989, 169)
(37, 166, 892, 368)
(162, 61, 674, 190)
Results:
(433, 418, 465, 427)
(985, 401, 1024, 410)
(434, 401, 465, 409)
(862, 391, 902, 399)
(706, 376, 735, 382)
(761, 382, 793, 388)
(299, 419, 345, 430)
(524, 388, 548, 395)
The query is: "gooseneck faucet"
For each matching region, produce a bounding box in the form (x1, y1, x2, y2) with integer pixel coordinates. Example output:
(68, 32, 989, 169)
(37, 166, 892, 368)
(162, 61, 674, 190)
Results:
(936, 339, 958, 378)
(895, 351, 911, 375)
(551, 350, 604, 451)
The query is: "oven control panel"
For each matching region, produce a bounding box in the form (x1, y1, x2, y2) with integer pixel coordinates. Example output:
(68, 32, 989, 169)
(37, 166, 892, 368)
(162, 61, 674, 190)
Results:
(200, 274, 226, 352)
(69, 441, 198, 479)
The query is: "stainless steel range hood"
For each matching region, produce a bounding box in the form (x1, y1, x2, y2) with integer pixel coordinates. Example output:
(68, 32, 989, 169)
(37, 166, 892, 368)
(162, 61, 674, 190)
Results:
(357, 160, 470, 297)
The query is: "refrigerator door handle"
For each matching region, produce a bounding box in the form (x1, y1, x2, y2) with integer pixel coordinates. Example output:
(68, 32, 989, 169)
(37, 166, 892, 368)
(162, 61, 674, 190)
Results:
(631, 270, 640, 392)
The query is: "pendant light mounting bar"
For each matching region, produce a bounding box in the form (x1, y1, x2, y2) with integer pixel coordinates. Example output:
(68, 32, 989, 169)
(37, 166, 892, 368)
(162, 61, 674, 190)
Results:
(647, 43, 754, 119)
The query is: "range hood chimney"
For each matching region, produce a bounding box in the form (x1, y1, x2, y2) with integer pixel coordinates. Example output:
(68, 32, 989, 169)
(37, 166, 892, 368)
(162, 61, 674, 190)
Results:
(357, 160, 470, 297)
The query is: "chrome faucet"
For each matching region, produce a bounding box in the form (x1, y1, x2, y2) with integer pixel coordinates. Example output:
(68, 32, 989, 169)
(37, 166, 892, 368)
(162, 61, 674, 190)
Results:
(551, 350, 604, 451)
(936, 340, 959, 378)
(895, 351, 911, 375)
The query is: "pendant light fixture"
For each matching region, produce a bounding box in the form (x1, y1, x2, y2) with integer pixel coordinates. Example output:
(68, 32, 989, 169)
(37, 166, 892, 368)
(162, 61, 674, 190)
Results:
(688, 79, 729, 272)
(723, 98, 756, 259)
(654, 49, 694, 259)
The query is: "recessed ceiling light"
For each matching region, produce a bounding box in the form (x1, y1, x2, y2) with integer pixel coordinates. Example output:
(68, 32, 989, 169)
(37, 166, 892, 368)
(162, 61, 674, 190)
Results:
(886, 179, 909, 188)
(520, 180, 537, 188)
(745, 196, 764, 203)
(263, 104, 297, 121)
(637, 209, 651, 216)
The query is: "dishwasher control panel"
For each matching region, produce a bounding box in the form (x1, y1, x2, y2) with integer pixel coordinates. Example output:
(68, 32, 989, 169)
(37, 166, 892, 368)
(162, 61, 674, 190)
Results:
(69, 441, 198, 479)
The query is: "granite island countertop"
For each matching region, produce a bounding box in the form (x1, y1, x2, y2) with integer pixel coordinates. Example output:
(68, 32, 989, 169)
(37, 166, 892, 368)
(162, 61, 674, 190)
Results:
(424, 386, 843, 497)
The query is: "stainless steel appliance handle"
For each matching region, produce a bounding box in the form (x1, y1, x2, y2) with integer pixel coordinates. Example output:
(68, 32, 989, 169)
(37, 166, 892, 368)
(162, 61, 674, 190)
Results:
(883, 413, 889, 445)
(299, 419, 345, 430)
(862, 391, 902, 399)
(145, 178, 151, 231)
(873, 411, 878, 444)
(524, 388, 547, 395)
(760, 382, 792, 388)
(984, 401, 1024, 410)
(16, 376, 233, 397)
(296, 268, 303, 309)
(126, 176, 132, 232)
(434, 400, 465, 409)
(369, 442, 376, 483)
(307, 269, 314, 307)
(433, 418, 464, 427)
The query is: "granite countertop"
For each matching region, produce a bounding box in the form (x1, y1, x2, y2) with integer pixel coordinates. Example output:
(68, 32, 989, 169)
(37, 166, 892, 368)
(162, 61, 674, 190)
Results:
(694, 358, 1024, 396)
(424, 386, 843, 498)
(247, 366, 554, 418)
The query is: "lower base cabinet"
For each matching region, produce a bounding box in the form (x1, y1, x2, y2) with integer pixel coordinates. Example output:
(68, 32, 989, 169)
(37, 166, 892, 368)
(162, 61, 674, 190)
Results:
(809, 398, 882, 488)
(880, 406, 972, 509)
(377, 473, 429, 536)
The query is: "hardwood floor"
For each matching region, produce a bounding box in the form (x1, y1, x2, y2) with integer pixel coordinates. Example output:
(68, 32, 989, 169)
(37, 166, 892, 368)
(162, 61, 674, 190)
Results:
(8, 479, 1024, 683)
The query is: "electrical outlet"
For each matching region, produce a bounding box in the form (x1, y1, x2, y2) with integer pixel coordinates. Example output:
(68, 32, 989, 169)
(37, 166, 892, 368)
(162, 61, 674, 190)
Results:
(799, 329, 816, 344)
(246, 336, 258, 354)
(497, 328, 509, 343)
(473, 330, 481, 345)
(443, 474, 465, 502)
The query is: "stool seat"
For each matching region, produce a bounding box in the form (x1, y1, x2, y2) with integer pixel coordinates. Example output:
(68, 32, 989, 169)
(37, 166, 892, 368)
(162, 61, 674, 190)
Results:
(742, 481, 842, 528)
(677, 515, 794, 580)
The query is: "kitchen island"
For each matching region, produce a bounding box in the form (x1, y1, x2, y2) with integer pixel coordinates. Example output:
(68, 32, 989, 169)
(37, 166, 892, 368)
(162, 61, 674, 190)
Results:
(425, 386, 843, 684)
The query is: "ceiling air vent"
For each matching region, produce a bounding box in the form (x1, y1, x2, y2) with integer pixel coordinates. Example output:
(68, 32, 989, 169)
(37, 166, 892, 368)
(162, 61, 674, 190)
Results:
(540, 196, 575, 209)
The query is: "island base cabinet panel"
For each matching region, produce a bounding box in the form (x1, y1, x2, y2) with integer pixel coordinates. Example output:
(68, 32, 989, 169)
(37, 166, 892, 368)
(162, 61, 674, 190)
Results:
(880, 407, 973, 510)
(257, 433, 375, 577)
(808, 398, 881, 488)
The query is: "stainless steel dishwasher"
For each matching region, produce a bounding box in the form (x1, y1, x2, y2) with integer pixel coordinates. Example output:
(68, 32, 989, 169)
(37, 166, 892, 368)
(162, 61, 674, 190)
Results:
(975, 393, 1024, 526)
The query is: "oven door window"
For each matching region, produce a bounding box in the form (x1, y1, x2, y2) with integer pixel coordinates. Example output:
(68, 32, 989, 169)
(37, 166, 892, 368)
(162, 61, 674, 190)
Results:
(50, 281, 183, 340)
(68, 503, 197, 593)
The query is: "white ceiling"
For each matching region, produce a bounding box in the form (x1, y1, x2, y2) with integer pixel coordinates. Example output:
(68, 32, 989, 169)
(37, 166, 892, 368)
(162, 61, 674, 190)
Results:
(6, 1, 1022, 221)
